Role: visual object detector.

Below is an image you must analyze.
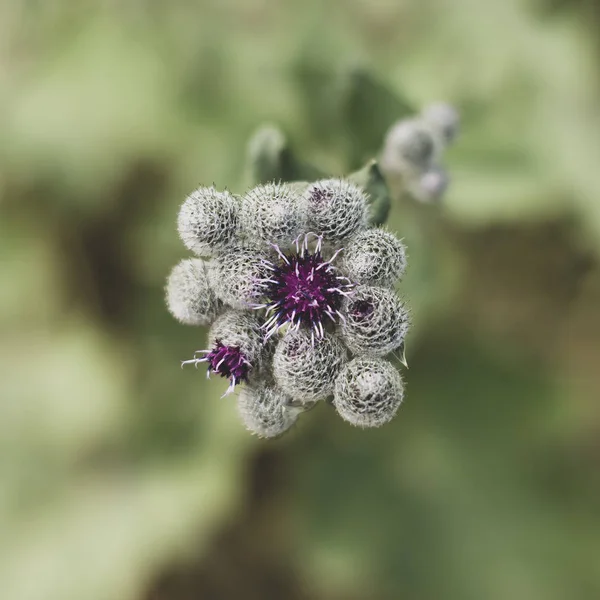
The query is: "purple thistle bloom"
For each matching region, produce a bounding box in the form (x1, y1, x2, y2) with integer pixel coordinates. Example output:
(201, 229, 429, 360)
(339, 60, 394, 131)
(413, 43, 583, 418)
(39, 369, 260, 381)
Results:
(182, 340, 250, 396)
(254, 235, 354, 341)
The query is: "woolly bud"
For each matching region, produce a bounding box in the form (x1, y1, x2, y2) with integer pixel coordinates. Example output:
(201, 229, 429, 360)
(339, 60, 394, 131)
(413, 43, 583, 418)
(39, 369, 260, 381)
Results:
(208, 310, 266, 372)
(240, 183, 307, 248)
(273, 329, 347, 403)
(207, 247, 267, 309)
(411, 165, 449, 203)
(333, 356, 404, 428)
(340, 228, 407, 288)
(339, 285, 409, 357)
(304, 179, 368, 242)
(380, 119, 437, 175)
(177, 186, 239, 256)
(237, 385, 300, 438)
(422, 102, 460, 145)
(166, 258, 221, 325)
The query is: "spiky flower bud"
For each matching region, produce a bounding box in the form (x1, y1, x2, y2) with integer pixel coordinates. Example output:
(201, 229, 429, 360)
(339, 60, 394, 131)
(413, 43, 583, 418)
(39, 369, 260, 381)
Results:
(182, 310, 269, 394)
(339, 285, 409, 357)
(240, 183, 307, 248)
(304, 179, 368, 242)
(411, 165, 449, 204)
(208, 310, 266, 370)
(333, 356, 404, 428)
(273, 329, 347, 403)
(237, 385, 300, 438)
(177, 186, 239, 256)
(422, 102, 460, 145)
(207, 247, 268, 309)
(166, 258, 221, 325)
(340, 228, 407, 288)
(380, 119, 437, 174)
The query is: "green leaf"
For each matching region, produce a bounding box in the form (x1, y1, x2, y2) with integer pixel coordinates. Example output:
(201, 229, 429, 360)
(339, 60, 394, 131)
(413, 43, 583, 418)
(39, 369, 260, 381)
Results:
(348, 160, 391, 226)
(244, 124, 326, 186)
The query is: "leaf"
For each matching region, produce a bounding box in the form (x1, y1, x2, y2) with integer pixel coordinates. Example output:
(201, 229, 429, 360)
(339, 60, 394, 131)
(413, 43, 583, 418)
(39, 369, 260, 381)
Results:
(348, 160, 391, 226)
(244, 124, 326, 186)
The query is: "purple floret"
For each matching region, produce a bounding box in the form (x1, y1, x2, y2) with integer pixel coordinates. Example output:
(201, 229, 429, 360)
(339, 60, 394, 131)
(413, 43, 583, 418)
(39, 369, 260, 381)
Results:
(256, 235, 354, 341)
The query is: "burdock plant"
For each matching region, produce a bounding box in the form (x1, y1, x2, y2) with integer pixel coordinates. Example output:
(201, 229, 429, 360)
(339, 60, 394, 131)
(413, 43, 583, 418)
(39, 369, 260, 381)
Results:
(166, 174, 410, 437)
(166, 101, 457, 437)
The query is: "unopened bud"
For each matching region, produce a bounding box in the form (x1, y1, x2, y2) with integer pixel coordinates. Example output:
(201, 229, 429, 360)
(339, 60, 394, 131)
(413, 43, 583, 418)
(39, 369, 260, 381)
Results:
(339, 285, 409, 357)
(304, 179, 368, 243)
(422, 102, 460, 146)
(240, 182, 307, 248)
(273, 329, 347, 403)
(166, 258, 221, 325)
(207, 247, 268, 309)
(333, 356, 404, 428)
(237, 385, 300, 438)
(178, 186, 240, 256)
(340, 228, 407, 288)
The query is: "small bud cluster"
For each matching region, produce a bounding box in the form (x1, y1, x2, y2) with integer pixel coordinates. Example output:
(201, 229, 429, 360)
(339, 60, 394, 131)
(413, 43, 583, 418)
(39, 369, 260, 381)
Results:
(166, 177, 410, 436)
(380, 102, 459, 203)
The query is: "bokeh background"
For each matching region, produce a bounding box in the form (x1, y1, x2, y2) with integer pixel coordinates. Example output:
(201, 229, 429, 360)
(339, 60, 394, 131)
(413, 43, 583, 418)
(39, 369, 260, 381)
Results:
(2, 1, 600, 599)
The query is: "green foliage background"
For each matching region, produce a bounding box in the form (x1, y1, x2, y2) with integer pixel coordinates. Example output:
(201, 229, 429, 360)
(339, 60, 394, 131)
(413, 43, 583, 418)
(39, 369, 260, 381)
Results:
(1, 1, 600, 599)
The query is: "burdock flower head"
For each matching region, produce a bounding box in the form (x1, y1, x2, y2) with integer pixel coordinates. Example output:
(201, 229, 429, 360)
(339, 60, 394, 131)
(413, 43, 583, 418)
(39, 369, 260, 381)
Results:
(167, 176, 411, 436)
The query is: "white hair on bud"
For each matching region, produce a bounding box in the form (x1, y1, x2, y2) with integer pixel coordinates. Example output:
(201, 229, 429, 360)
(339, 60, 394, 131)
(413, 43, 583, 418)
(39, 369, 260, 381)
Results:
(273, 329, 347, 402)
(333, 356, 404, 428)
(166, 258, 221, 325)
(422, 102, 460, 146)
(177, 186, 240, 256)
(237, 385, 300, 438)
(340, 228, 407, 288)
(339, 285, 409, 357)
(380, 118, 438, 176)
(207, 247, 267, 309)
(304, 179, 368, 242)
(240, 182, 308, 248)
(410, 165, 450, 204)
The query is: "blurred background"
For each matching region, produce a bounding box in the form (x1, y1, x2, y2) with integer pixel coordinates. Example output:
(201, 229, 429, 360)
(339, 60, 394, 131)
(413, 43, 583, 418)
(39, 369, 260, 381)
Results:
(2, 1, 600, 599)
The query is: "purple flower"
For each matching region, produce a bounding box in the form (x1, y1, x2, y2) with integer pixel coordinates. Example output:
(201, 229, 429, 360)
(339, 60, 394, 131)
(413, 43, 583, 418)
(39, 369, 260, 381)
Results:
(180, 310, 266, 396)
(182, 341, 250, 396)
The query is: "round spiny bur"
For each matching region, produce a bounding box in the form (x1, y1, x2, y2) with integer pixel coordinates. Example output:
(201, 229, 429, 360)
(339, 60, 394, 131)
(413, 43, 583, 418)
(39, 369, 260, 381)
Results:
(237, 385, 300, 439)
(273, 329, 347, 403)
(340, 228, 407, 288)
(177, 186, 239, 256)
(381, 118, 437, 174)
(412, 165, 449, 203)
(240, 182, 307, 248)
(339, 285, 409, 357)
(422, 102, 460, 145)
(166, 258, 221, 325)
(333, 356, 404, 428)
(207, 247, 267, 309)
(304, 179, 368, 242)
